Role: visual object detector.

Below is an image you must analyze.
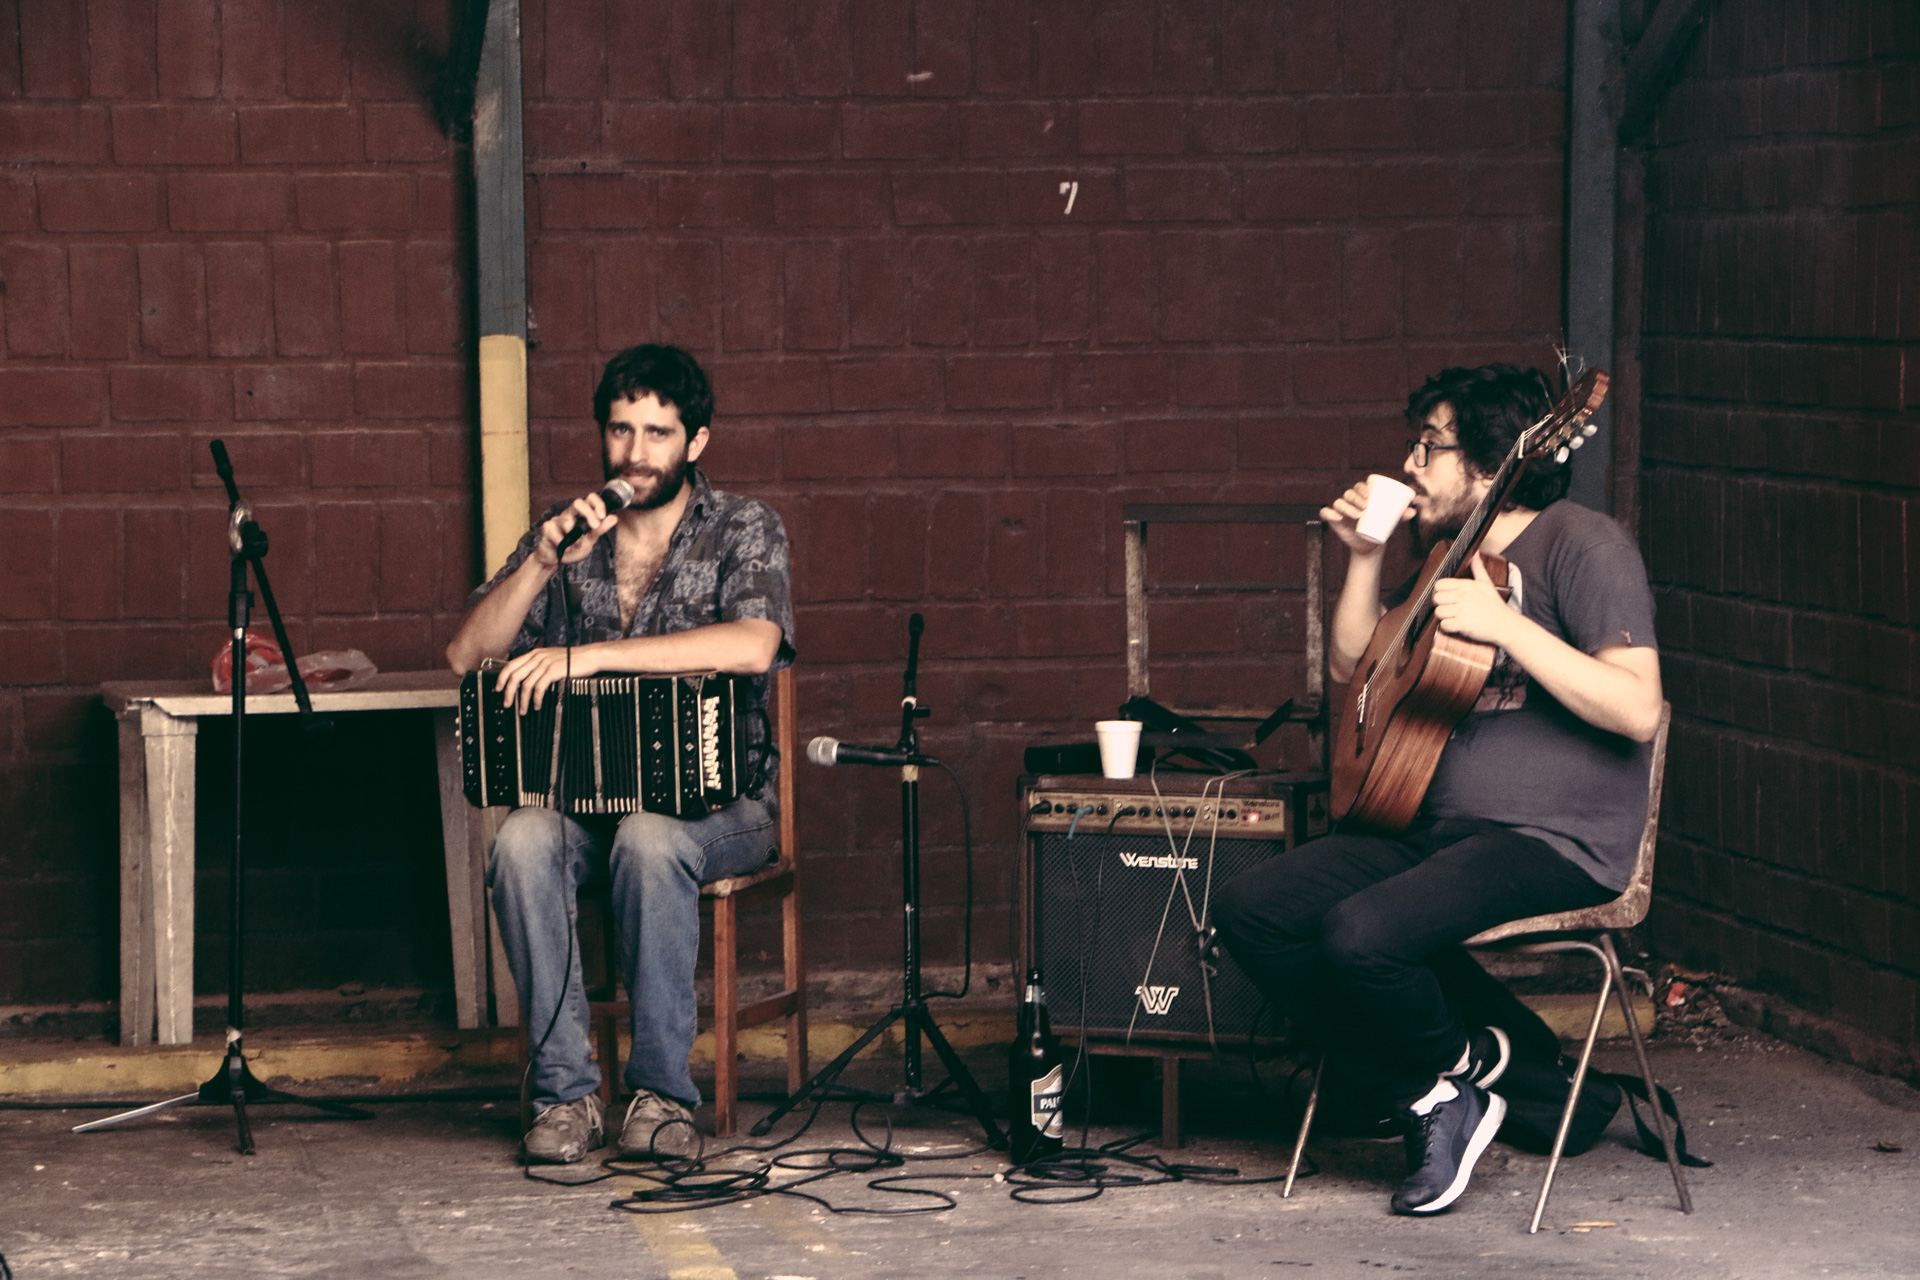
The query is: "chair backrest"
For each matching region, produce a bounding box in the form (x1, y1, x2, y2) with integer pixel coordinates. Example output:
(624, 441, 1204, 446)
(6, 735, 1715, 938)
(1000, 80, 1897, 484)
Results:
(1465, 700, 1670, 944)
(1607, 699, 1671, 927)
(774, 664, 796, 866)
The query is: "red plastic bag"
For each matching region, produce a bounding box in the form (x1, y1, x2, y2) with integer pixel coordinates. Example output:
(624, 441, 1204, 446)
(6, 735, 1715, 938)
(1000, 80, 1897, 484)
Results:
(210, 629, 377, 695)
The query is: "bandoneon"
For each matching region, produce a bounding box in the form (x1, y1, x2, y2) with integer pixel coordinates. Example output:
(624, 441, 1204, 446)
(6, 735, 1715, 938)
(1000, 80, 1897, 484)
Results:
(459, 665, 760, 819)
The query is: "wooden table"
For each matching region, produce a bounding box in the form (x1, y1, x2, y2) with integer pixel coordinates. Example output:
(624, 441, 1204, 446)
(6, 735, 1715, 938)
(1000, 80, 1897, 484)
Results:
(102, 670, 503, 1046)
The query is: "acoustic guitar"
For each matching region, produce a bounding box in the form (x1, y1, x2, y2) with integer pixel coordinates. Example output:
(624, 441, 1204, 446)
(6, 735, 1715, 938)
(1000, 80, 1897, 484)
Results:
(1329, 370, 1610, 832)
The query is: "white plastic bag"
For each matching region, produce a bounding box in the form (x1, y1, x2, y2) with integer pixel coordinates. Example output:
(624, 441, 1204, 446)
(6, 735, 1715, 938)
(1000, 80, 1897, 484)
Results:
(210, 629, 377, 694)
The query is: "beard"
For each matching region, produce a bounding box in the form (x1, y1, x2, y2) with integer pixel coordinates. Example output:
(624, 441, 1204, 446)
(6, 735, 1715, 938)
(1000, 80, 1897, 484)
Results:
(1409, 485, 1478, 557)
(605, 447, 692, 510)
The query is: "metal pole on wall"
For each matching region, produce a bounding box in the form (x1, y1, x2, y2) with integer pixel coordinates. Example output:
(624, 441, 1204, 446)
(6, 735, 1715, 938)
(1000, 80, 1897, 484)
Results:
(1565, 0, 1621, 514)
(473, 0, 531, 576)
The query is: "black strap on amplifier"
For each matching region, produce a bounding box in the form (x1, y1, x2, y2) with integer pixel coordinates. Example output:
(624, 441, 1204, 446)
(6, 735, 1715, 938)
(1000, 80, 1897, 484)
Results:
(1119, 696, 1257, 772)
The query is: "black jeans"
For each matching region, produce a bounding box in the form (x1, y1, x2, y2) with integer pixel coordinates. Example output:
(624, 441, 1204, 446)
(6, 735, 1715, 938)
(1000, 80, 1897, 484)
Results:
(1213, 818, 1614, 1107)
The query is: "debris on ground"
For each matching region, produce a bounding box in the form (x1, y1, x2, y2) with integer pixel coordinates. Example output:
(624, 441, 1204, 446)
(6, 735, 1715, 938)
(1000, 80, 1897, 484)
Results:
(1649, 965, 1745, 1048)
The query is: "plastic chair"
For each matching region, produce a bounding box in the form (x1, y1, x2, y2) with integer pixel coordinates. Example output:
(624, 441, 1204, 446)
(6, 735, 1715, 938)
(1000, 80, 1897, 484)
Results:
(1284, 703, 1692, 1230)
(586, 665, 807, 1137)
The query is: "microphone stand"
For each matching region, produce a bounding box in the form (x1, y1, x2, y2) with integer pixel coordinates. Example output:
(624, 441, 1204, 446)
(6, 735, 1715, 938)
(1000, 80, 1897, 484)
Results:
(76, 441, 370, 1152)
(751, 615, 1003, 1144)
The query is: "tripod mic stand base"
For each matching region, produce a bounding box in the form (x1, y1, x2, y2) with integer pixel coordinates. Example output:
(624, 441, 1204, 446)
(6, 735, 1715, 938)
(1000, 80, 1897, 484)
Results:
(72, 1034, 373, 1153)
(749, 999, 1004, 1146)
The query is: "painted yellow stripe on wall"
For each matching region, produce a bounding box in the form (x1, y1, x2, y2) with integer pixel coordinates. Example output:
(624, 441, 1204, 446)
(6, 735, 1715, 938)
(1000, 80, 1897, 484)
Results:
(478, 332, 531, 578)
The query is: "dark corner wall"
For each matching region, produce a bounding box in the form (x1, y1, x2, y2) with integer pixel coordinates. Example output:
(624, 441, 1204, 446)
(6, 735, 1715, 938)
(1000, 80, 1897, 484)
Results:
(1639, 0, 1920, 1057)
(0, 0, 1571, 1010)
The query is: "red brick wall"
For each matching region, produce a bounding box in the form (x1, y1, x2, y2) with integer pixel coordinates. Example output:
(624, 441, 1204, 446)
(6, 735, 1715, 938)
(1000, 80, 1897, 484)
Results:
(0, 0, 473, 1004)
(0, 0, 1572, 1005)
(1640, 0, 1920, 1048)
(512, 0, 1572, 975)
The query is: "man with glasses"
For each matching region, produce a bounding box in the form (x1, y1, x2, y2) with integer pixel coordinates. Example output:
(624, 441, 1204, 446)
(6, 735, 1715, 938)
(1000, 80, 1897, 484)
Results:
(1215, 364, 1663, 1217)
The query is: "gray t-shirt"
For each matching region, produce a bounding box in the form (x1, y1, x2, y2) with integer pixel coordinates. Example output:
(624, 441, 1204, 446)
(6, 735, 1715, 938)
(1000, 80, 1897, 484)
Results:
(1407, 500, 1658, 892)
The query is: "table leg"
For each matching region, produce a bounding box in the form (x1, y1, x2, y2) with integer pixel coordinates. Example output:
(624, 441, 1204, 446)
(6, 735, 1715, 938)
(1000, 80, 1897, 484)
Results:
(141, 707, 197, 1046)
(117, 716, 154, 1047)
(433, 708, 494, 1030)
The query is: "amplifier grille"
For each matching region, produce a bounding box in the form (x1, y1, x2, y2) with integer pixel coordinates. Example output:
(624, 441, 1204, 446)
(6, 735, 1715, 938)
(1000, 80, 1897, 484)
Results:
(1031, 830, 1289, 1044)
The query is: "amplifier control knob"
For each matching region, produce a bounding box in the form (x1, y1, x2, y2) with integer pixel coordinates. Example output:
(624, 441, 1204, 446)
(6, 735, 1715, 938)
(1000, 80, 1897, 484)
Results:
(1184, 806, 1196, 817)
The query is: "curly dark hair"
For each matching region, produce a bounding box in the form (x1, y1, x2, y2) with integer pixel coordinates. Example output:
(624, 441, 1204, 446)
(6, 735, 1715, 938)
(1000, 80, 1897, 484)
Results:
(1405, 364, 1565, 511)
(592, 344, 713, 436)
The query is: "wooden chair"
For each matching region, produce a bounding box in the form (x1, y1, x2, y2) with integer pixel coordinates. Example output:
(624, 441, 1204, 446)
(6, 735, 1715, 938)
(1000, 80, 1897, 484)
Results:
(586, 665, 807, 1137)
(1283, 703, 1692, 1231)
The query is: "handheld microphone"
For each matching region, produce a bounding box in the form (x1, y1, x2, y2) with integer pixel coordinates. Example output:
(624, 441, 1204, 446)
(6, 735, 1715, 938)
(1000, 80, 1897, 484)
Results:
(555, 478, 636, 554)
(806, 736, 936, 768)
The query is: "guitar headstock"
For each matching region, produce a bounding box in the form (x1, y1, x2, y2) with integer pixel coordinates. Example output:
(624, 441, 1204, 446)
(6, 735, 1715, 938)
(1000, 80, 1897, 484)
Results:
(1519, 368, 1609, 465)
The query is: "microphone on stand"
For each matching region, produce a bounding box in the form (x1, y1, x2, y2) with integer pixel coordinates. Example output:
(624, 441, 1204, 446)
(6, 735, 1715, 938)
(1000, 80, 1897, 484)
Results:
(807, 736, 936, 768)
(555, 477, 637, 554)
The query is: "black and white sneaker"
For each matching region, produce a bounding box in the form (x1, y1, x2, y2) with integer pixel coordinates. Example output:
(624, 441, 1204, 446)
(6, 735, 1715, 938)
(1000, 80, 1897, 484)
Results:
(1448, 1025, 1511, 1089)
(1391, 1082, 1507, 1216)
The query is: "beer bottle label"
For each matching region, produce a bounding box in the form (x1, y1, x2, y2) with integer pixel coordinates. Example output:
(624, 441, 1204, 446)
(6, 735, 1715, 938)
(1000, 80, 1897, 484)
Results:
(1030, 1064, 1064, 1138)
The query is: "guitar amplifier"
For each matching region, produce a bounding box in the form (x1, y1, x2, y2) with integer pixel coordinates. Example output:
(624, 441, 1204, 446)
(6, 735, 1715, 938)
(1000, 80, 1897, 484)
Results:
(1019, 772, 1330, 1046)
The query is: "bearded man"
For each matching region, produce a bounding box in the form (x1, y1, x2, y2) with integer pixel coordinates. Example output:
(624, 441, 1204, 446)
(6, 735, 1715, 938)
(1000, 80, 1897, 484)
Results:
(1215, 364, 1662, 1216)
(447, 344, 793, 1164)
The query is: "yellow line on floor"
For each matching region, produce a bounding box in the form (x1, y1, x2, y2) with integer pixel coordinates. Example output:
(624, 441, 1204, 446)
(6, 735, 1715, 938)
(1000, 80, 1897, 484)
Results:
(755, 1191, 845, 1258)
(629, 1207, 740, 1280)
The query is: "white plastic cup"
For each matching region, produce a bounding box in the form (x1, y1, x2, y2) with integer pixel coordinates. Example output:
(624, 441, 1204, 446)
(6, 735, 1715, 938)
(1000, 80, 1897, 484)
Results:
(1095, 720, 1144, 779)
(1355, 474, 1416, 545)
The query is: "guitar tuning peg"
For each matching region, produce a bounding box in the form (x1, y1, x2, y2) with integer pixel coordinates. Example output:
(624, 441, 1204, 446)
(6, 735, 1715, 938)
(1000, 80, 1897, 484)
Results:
(1555, 446, 1570, 464)
(1569, 435, 1585, 450)
(1582, 423, 1598, 437)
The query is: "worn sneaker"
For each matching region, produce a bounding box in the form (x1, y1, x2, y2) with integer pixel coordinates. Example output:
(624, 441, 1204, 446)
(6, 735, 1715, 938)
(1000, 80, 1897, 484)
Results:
(618, 1089, 699, 1160)
(1391, 1081, 1507, 1216)
(522, 1093, 604, 1165)
(1447, 1025, 1511, 1089)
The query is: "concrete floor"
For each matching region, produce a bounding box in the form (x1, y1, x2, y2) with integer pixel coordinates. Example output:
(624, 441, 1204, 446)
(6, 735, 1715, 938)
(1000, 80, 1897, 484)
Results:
(4, 1029, 1919, 1279)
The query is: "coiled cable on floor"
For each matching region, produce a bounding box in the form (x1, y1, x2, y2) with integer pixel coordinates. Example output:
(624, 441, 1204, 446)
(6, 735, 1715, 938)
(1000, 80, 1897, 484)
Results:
(1003, 1130, 1293, 1205)
(525, 1094, 996, 1215)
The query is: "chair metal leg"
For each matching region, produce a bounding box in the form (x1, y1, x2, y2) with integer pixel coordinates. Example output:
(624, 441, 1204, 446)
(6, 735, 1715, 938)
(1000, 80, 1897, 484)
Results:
(1601, 934, 1693, 1214)
(1283, 1054, 1323, 1198)
(1530, 943, 1612, 1233)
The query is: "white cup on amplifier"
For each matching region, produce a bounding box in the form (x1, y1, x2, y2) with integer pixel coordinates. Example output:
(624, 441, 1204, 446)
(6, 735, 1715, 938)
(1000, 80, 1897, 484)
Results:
(1094, 720, 1144, 779)
(1356, 474, 1417, 545)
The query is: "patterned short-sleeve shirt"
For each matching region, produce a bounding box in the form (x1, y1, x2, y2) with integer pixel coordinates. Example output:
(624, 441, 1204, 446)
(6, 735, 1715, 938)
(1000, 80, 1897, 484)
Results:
(467, 466, 795, 804)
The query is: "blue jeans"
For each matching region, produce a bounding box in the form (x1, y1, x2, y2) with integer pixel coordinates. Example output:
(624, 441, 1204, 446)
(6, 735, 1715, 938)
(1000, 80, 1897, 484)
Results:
(488, 800, 779, 1112)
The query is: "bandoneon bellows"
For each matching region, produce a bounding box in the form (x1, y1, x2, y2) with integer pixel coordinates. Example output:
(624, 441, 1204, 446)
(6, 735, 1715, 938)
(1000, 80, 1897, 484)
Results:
(458, 666, 760, 819)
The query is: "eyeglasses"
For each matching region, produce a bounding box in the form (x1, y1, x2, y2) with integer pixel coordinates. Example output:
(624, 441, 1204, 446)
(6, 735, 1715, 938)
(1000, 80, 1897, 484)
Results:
(1405, 439, 1464, 468)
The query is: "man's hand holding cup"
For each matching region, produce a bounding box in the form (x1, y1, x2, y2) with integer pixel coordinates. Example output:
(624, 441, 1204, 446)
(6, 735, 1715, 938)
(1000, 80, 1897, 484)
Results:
(1322, 474, 1416, 554)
